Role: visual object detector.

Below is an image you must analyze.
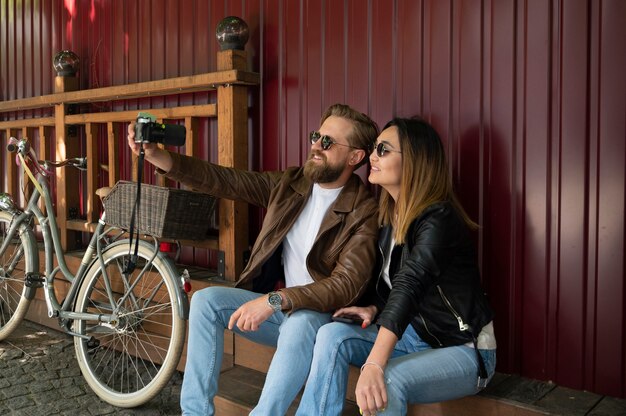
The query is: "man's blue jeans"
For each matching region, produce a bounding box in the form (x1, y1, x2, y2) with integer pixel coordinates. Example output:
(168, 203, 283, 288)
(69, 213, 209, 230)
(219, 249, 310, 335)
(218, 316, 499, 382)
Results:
(296, 322, 497, 416)
(180, 286, 331, 415)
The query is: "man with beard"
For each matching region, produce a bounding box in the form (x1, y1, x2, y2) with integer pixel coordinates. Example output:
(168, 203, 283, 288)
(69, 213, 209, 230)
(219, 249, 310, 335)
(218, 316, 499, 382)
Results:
(127, 104, 379, 415)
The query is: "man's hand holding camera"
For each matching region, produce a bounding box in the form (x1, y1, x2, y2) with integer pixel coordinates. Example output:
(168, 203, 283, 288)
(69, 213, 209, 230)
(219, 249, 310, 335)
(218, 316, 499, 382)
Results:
(127, 122, 174, 173)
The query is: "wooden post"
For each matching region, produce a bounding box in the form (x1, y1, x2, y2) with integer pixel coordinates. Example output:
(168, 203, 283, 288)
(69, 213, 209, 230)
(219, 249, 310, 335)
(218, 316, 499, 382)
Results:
(38, 125, 50, 215)
(5, 128, 17, 200)
(182, 116, 199, 191)
(85, 123, 99, 224)
(22, 127, 34, 204)
(54, 75, 80, 250)
(107, 122, 120, 186)
(217, 49, 249, 281)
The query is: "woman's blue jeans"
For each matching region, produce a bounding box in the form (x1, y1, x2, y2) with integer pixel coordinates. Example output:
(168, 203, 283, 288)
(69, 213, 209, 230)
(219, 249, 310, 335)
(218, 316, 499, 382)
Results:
(296, 322, 496, 416)
(180, 286, 331, 415)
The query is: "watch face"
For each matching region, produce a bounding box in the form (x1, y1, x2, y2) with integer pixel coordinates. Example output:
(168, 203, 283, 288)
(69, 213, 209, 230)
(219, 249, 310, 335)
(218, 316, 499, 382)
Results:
(269, 293, 280, 304)
(268, 292, 282, 309)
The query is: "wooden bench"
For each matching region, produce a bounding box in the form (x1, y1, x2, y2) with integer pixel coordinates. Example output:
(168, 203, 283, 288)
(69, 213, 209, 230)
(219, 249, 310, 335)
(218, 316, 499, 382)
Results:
(215, 333, 625, 416)
(25, 262, 625, 415)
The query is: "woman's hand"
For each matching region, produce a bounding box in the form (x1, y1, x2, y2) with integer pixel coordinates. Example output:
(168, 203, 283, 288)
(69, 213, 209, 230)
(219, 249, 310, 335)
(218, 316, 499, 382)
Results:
(355, 326, 398, 415)
(355, 362, 388, 415)
(333, 305, 378, 328)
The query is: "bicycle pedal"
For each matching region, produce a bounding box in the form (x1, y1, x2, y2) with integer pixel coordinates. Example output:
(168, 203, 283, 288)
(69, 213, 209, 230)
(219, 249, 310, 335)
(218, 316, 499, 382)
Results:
(24, 272, 45, 288)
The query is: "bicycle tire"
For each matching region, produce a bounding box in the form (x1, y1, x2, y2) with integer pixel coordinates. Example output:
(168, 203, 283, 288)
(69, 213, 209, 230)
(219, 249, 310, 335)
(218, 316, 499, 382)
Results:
(73, 240, 186, 408)
(0, 211, 36, 341)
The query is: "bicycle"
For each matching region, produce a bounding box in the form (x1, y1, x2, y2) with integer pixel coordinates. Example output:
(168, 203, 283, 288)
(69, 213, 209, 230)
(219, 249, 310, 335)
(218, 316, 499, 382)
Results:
(0, 137, 189, 408)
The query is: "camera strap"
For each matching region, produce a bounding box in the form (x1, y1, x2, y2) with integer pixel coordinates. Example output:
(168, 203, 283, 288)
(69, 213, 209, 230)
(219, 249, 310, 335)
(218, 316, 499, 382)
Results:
(123, 146, 145, 274)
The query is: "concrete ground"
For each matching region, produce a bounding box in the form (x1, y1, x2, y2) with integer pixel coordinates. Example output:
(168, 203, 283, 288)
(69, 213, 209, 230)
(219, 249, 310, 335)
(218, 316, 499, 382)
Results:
(0, 320, 182, 415)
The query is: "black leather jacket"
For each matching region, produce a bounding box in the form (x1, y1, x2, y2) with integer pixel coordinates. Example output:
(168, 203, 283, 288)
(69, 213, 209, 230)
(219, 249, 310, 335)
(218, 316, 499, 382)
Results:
(366, 201, 493, 348)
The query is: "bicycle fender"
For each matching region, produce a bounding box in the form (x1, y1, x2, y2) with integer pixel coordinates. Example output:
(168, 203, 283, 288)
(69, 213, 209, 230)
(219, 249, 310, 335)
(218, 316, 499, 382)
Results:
(11, 221, 39, 301)
(23, 226, 39, 301)
(159, 253, 190, 320)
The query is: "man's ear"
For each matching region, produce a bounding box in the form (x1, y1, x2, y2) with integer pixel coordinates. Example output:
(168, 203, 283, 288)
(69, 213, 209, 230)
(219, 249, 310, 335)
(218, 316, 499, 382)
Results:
(349, 149, 367, 166)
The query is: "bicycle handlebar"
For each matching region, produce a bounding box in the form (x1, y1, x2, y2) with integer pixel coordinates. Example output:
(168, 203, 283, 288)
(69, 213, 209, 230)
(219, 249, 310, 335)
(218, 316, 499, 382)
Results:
(7, 137, 30, 154)
(8, 137, 87, 170)
(45, 158, 88, 170)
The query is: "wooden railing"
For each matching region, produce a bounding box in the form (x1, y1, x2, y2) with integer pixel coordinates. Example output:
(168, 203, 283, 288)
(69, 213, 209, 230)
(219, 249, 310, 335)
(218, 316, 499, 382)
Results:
(0, 49, 259, 281)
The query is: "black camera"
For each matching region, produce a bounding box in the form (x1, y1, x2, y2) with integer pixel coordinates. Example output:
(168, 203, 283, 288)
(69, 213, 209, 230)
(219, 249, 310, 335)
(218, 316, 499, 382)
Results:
(135, 113, 186, 146)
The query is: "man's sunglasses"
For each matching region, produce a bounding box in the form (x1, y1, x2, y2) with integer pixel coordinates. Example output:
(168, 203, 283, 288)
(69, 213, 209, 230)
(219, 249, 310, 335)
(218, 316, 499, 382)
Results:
(309, 131, 359, 151)
(374, 142, 402, 157)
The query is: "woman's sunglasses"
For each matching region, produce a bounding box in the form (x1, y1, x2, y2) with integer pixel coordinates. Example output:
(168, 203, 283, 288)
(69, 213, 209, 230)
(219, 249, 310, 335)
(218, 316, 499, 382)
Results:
(309, 131, 359, 151)
(375, 142, 402, 157)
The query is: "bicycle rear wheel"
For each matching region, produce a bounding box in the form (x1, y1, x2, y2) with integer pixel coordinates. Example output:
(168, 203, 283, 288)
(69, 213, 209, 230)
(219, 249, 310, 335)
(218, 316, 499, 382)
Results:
(73, 240, 186, 408)
(0, 211, 36, 340)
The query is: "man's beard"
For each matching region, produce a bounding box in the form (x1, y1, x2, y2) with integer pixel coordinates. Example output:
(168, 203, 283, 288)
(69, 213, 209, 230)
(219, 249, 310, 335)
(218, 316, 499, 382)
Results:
(303, 151, 345, 183)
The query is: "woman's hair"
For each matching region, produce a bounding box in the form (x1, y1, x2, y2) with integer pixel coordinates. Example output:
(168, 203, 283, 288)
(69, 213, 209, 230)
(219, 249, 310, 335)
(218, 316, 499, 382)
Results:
(378, 117, 477, 243)
(320, 104, 379, 168)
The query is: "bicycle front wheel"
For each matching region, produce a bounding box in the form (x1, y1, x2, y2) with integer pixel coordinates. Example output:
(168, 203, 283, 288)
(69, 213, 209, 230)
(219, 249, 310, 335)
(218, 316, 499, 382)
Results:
(0, 211, 36, 340)
(73, 240, 186, 408)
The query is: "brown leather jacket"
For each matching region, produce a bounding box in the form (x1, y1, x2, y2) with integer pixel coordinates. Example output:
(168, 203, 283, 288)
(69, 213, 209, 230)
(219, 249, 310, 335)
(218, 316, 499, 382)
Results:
(162, 152, 379, 312)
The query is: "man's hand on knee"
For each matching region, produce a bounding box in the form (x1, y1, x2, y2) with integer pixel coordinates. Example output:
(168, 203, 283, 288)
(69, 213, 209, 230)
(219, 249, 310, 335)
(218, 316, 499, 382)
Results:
(228, 296, 275, 332)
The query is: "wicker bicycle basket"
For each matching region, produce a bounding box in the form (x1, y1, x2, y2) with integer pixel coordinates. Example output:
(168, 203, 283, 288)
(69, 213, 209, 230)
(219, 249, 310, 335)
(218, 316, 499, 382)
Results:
(103, 181, 216, 240)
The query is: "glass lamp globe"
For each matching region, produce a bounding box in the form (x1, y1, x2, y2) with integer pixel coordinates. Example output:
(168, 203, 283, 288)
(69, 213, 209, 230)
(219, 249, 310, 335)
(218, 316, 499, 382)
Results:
(53, 50, 80, 77)
(216, 16, 250, 51)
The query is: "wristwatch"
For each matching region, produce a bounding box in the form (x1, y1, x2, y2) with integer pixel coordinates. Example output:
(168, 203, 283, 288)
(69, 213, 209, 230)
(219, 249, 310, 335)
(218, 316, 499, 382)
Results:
(267, 291, 283, 312)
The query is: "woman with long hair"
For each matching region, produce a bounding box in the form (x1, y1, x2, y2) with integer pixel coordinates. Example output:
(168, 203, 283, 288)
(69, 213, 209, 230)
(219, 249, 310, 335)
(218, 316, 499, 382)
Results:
(296, 117, 497, 416)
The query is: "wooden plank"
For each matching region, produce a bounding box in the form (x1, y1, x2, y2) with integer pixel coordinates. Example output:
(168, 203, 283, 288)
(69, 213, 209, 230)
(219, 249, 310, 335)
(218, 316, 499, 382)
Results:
(107, 122, 120, 186)
(217, 49, 248, 72)
(534, 386, 602, 416)
(185, 116, 198, 159)
(410, 396, 551, 416)
(0, 70, 259, 113)
(217, 83, 249, 281)
(54, 76, 80, 251)
(38, 125, 50, 163)
(587, 396, 626, 415)
(0, 110, 215, 149)
(483, 374, 556, 404)
(85, 123, 99, 224)
(5, 128, 17, 199)
(37, 126, 50, 215)
(0, 117, 55, 129)
(214, 49, 250, 282)
(233, 335, 274, 373)
(21, 128, 34, 204)
(64, 104, 217, 124)
(55, 102, 70, 249)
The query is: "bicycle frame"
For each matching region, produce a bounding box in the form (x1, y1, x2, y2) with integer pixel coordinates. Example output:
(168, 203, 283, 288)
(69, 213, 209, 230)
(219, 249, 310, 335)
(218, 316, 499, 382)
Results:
(0, 170, 121, 325)
(1, 157, 188, 335)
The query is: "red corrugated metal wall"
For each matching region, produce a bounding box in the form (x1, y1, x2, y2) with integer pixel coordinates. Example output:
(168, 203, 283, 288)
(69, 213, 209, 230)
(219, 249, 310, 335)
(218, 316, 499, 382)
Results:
(1, 0, 625, 399)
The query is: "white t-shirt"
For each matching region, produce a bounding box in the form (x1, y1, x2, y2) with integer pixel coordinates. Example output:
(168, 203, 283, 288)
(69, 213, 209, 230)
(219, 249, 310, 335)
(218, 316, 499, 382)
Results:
(282, 183, 343, 288)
